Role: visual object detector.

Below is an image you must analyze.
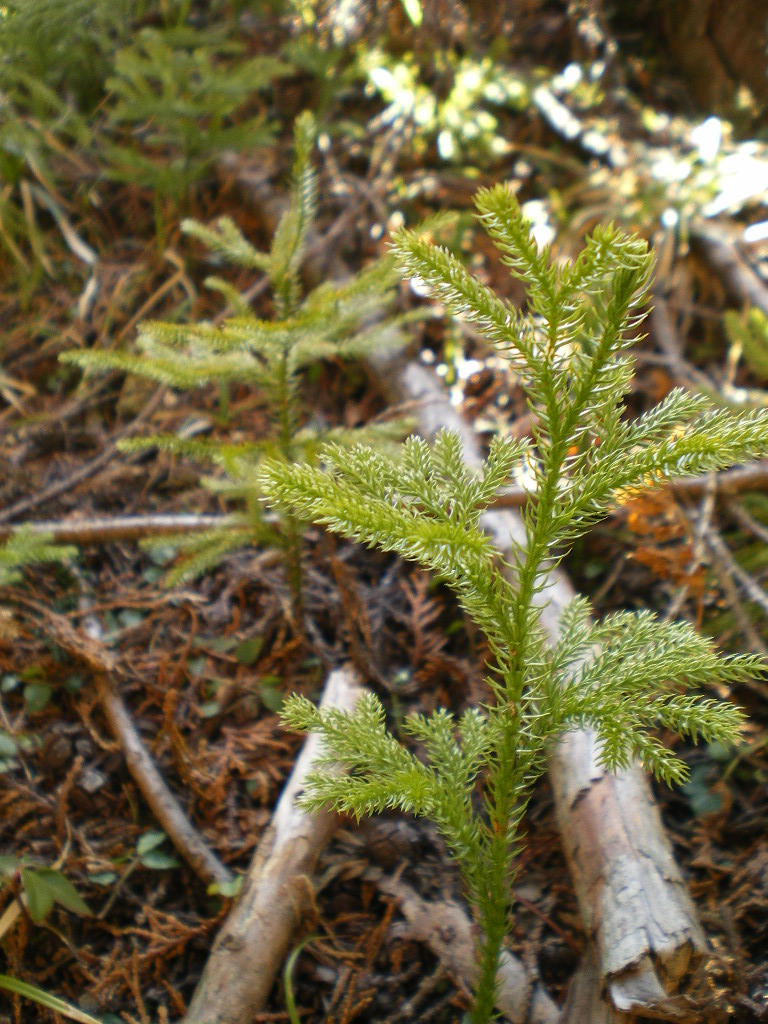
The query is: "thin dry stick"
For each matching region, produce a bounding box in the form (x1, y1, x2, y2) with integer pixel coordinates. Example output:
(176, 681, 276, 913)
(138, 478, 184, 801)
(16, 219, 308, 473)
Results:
(703, 525, 768, 659)
(667, 314, 745, 622)
(649, 291, 717, 395)
(726, 498, 768, 547)
(16, 598, 232, 890)
(7, 460, 768, 545)
(691, 220, 768, 316)
(492, 459, 768, 508)
(94, 673, 233, 890)
(706, 527, 768, 618)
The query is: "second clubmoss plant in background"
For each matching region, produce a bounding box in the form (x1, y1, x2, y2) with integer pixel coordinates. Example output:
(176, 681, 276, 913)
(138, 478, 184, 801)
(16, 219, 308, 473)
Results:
(261, 185, 768, 1024)
(62, 112, 416, 615)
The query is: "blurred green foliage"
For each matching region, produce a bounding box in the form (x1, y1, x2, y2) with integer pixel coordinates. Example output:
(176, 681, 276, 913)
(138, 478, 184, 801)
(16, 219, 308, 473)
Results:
(103, 25, 291, 202)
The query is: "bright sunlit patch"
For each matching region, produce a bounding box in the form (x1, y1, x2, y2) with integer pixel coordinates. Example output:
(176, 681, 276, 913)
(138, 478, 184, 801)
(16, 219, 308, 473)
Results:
(387, 211, 405, 233)
(704, 148, 768, 216)
(743, 221, 768, 243)
(691, 116, 722, 163)
(650, 152, 692, 184)
(552, 62, 583, 94)
(408, 276, 431, 298)
(521, 200, 556, 249)
(437, 129, 455, 161)
(455, 357, 484, 381)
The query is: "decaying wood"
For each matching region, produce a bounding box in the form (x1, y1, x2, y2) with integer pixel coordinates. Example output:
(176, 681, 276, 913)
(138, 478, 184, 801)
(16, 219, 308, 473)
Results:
(371, 355, 708, 1019)
(550, 739, 705, 1019)
(182, 664, 363, 1024)
(561, 946, 626, 1024)
(369, 868, 561, 1024)
(561, 944, 709, 1024)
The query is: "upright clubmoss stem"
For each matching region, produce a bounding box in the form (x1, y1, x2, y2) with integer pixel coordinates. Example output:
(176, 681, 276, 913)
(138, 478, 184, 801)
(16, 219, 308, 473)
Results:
(469, 365, 572, 1021)
(277, 346, 304, 621)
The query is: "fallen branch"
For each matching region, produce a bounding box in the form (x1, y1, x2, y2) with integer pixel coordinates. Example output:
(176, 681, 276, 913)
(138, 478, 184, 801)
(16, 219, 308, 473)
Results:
(691, 220, 768, 316)
(560, 943, 707, 1024)
(94, 673, 233, 890)
(182, 664, 363, 1024)
(369, 868, 561, 1024)
(0, 513, 227, 546)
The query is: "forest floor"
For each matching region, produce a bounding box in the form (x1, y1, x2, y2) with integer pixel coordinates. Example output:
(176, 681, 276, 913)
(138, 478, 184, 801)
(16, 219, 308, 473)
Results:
(1, 2, 767, 1023)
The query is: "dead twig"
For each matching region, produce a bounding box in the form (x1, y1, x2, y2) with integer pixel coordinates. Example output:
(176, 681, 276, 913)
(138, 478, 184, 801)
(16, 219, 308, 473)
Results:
(7, 460, 768, 546)
(15, 598, 232, 890)
(492, 459, 768, 507)
(691, 220, 768, 317)
(649, 290, 722, 394)
(701, 519, 768, 658)
(93, 673, 233, 890)
(725, 498, 768, 547)
(705, 526, 768, 618)
(0, 385, 167, 525)
(0, 513, 228, 546)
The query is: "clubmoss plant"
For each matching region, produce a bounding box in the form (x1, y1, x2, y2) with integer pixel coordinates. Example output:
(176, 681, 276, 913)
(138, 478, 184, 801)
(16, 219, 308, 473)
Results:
(0, 0, 136, 109)
(260, 185, 768, 1023)
(62, 112, 414, 613)
(0, 528, 76, 586)
(103, 24, 291, 207)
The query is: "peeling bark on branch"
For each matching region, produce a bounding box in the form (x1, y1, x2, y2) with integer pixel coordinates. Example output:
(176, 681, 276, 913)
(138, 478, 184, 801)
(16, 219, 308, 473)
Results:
(551, 738, 705, 1020)
(182, 665, 363, 1024)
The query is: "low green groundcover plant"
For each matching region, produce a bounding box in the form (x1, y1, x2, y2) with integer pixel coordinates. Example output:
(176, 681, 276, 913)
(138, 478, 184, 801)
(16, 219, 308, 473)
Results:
(261, 185, 768, 1023)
